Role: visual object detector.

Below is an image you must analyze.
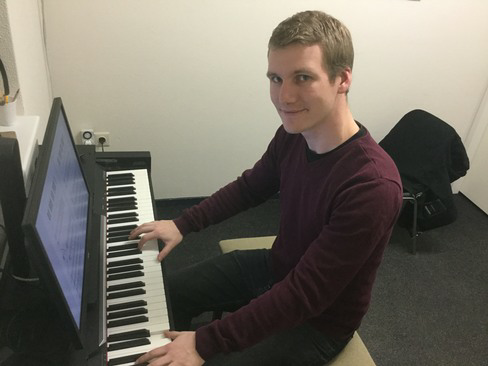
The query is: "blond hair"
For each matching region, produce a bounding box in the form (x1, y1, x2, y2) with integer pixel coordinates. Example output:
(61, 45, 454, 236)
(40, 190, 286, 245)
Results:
(268, 11, 354, 81)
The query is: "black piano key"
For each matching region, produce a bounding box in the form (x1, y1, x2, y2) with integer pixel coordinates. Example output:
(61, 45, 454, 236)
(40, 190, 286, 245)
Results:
(107, 198, 137, 209)
(107, 224, 138, 233)
(106, 236, 138, 243)
(107, 300, 147, 312)
(108, 200, 137, 208)
(106, 235, 133, 244)
(108, 196, 136, 204)
(108, 271, 144, 282)
(108, 352, 145, 366)
(107, 217, 139, 225)
(107, 213, 139, 225)
(107, 288, 146, 300)
(107, 203, 138, 211)
(108, 315, 148, 328)
(107, 337, 150, 352)
(107, 204, 138, 212)
(107, 227, 134, 236)
(107, 187, 136, 196)
(107, 329, 151, 343)
(106, 174, 134, 181)
(107, 258, 143, 268)
(107, 280, 145, 292)
(106, 175, 135, 182)
(107, 236, 138, 245)
(107, 249, 142, 258)
(107, 172, 134, 179)
(106, 179, 136, 187)
(107, 307, 148, 320)
(107, 265, 144, 275)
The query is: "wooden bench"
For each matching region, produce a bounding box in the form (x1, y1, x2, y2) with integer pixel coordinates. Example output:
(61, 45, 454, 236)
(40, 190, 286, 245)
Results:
(219, 236, 376, 366)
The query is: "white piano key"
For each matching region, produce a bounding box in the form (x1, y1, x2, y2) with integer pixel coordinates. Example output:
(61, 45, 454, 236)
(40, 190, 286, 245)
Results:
(103, 168, 171, 358)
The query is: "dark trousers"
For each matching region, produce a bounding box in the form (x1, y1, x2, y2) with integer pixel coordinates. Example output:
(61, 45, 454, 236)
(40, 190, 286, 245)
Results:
(167, 249, 350, 365)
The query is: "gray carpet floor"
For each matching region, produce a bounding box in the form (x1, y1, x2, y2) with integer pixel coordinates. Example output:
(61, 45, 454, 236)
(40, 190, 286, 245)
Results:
(158, 193, 488, 366)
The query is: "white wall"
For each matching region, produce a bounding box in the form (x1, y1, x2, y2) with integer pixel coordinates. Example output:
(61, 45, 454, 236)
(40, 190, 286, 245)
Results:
(1, 0, 52, 138)
(0, 0, 21, 112)
(43, 0, 488, 199)
(6, 0, 52, 140)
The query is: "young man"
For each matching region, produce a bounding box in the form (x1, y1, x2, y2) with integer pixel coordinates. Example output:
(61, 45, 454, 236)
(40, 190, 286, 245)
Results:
(132, 10, 402, 366)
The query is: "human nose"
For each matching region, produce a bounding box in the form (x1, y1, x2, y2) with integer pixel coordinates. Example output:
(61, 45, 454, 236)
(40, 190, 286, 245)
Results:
(278, 80, 297, 104)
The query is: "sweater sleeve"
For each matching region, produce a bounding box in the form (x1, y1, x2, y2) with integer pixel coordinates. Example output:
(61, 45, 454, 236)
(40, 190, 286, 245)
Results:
(173, 130, 282, 236)
(194, 177, 402, 360)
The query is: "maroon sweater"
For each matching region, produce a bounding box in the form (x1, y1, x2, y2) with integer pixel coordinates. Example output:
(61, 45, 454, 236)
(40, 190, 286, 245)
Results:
(173, 125, 402, 360)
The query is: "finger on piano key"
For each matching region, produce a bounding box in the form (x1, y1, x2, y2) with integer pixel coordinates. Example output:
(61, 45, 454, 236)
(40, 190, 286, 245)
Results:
(106, 239, 142, 250)
(107, 332, 171, 366)
(104, 169, 172, 360)
(106, 247, 160, 265)
(107, 239, 159, 257)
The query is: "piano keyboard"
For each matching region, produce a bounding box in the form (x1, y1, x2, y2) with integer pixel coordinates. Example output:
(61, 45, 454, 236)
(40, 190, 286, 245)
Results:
(104, 169, 171, 366)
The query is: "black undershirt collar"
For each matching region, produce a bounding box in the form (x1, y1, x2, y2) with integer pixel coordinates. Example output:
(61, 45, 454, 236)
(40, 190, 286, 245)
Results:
(305, 122, 367, 162)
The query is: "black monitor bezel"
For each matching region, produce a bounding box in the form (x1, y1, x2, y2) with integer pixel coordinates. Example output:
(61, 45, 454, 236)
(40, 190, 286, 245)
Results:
(22, 97, 91, 349)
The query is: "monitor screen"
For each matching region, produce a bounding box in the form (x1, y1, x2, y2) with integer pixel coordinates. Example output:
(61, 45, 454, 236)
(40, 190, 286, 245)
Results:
(22, 97, 90, 348)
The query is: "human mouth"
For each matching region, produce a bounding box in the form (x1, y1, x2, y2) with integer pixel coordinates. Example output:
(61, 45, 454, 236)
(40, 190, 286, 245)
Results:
(280, 108, 307, 115)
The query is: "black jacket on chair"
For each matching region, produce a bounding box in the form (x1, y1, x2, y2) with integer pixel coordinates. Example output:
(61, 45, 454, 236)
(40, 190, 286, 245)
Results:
(379, 109, 470, 231)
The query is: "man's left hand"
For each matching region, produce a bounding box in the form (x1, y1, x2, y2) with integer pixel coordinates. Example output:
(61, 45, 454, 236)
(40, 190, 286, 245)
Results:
(135, 330, 204, 366)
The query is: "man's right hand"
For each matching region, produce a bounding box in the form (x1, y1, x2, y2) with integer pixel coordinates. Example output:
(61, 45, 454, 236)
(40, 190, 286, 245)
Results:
(129, 220, 183, 261)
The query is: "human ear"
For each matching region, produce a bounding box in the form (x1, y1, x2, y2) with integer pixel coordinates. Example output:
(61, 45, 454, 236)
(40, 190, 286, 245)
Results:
(337, 67, 352, 94)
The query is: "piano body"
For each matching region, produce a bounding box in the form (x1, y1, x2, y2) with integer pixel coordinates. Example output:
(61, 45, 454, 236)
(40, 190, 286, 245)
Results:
(69, 147, 174, 366)
(19, 98, 173, 366)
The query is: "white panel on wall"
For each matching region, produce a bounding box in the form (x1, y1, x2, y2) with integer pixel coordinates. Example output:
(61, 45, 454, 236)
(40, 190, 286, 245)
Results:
(0, 0, 21, 112)
(461, 123, 488, 214)
(6, 0, 52, 138)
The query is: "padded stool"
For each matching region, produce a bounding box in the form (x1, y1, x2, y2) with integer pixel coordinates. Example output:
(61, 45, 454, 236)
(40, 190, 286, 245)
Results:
(218, 236, 376, 366)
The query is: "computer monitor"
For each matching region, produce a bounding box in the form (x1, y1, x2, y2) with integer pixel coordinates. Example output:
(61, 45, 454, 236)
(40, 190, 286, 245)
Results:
(22, 97, 90, 349)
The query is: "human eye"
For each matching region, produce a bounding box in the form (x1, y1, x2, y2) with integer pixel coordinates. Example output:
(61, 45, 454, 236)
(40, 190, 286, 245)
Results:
(267, 73, 282, 84)
(296, 74, 312, 83)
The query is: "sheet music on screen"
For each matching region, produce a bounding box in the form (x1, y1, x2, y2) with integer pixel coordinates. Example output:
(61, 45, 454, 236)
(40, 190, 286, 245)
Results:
(35, 110, 89, 328)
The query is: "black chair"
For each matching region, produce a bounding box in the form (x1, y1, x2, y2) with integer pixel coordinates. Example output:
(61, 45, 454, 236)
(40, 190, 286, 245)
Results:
(379, 109, 469, 253)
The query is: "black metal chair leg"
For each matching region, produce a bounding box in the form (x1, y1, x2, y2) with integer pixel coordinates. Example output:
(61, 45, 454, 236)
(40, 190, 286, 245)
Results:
(411, 197, 418, 254)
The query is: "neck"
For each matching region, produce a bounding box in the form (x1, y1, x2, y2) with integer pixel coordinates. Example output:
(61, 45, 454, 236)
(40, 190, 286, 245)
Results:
(303, 105, 359, 154)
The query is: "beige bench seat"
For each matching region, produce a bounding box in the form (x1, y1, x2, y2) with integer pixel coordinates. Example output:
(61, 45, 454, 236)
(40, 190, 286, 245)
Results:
(219, 236, 376, 366)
